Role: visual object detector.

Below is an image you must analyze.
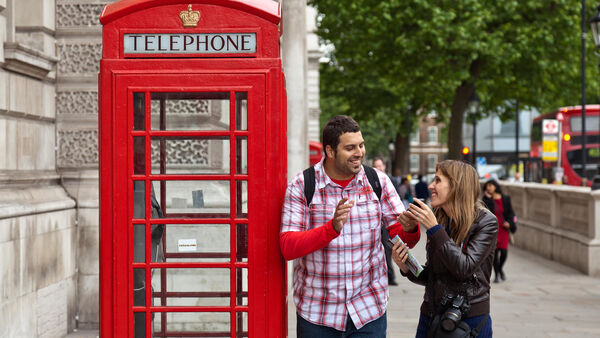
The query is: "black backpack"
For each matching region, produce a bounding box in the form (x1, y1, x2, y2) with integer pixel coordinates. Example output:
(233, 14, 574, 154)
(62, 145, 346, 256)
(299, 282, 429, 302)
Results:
(302, 165, 382, 206)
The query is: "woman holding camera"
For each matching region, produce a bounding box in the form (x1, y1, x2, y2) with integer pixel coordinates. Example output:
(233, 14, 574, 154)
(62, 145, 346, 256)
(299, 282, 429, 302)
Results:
(392, 160, 497, 337)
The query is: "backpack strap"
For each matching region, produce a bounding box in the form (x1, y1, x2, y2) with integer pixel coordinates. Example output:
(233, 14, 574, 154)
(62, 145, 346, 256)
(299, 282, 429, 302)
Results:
(303, 166, 316, 206)
(303, 165, 382, 206)
(363, 165, 382, 200)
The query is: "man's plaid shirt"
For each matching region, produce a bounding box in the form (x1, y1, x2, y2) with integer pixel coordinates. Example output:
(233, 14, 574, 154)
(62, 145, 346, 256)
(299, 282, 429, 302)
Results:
(280, 161, 407, 331)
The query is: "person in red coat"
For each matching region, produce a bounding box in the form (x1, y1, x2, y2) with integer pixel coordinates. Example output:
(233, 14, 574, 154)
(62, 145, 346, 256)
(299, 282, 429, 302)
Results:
(482, 179, 516, 283)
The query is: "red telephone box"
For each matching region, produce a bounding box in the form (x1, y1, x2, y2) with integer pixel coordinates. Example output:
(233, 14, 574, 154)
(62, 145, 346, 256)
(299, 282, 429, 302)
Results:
(308, 140, 322, 165)
(99, 1, 287, 337)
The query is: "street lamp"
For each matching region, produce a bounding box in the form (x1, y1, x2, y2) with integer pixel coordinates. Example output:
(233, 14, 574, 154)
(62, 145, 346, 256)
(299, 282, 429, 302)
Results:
(588, 5, 600, 189)
(467, 90, 480, 168)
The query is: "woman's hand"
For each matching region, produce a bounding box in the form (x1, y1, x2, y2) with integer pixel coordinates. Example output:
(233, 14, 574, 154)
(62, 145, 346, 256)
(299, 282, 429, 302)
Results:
(391, 241, 409, 274)
(405, 199, 438, 229)
(503, 221, 510, 229)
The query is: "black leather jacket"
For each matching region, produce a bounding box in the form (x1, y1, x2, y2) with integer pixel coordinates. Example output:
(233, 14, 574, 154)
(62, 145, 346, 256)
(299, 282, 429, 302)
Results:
(407, 208, 497, 318)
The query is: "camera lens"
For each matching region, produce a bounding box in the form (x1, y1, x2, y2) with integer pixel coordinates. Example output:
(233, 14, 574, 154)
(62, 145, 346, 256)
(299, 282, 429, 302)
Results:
(440, 309, 461, 332)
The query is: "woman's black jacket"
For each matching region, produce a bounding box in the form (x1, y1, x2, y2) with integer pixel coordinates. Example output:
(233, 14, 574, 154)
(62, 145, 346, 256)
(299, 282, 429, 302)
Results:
(482, 194, 516, 233)
(406, 208, 497, 318)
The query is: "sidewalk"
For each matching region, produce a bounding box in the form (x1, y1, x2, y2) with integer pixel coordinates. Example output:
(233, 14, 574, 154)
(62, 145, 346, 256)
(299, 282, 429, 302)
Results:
(67, 232, 600, 338)
(287, 230, 600, 337)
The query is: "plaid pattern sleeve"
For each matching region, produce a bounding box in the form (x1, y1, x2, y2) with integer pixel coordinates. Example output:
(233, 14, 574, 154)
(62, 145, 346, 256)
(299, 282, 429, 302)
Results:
(280, 161, 405, 331)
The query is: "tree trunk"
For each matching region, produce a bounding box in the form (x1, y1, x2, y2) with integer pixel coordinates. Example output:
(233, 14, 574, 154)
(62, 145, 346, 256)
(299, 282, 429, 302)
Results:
(392, 132, 410, 177)
(447, 59, 481, 160)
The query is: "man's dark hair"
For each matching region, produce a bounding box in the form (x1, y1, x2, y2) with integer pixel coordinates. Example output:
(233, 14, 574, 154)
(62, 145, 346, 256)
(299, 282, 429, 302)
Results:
(322, 115, 360, 155)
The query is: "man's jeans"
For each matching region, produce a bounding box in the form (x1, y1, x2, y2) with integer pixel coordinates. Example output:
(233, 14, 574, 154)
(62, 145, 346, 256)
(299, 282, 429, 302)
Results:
(297, 312, 386, 338)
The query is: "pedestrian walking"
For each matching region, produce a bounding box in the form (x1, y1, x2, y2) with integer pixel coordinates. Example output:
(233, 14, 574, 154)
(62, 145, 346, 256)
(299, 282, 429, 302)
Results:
(392, 160, 497, 337)
(373, 156, 398, 286)
(280, 115, 421, 337)
(415, 174, 430, 203)
(398, 176, 414, 209)
(482, 179, 516, 283)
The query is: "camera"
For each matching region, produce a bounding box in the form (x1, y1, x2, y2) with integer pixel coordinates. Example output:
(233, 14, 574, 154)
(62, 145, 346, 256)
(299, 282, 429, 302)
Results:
(439, 293, 470, 332)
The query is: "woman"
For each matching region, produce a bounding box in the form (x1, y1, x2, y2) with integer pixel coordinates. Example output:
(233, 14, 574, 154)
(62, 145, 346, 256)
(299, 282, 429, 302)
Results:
(482, 179, 516, 283)
(393, 160, 497, 337)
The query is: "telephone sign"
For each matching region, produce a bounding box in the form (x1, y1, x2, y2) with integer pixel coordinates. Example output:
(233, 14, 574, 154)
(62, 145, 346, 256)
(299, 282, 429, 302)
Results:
(123, 33, 257, 55)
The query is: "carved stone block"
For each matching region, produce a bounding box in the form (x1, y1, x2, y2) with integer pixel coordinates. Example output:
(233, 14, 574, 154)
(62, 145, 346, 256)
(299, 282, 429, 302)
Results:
(57, 91, 98, 115)
(58, 130, 98, 167)
(57, 43, 101, 75)
(57, 4, 106, 28)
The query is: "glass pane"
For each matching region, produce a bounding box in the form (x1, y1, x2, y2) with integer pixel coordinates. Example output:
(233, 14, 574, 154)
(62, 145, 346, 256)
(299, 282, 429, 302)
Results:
(133, 224, 145, 263)
(152, 312, 230, 337)
(159, 223, 230, 262)
(151, 92, 230, 131)
(236, 268, 248, 306)
(236, 137, 247, 175)
(133, 312, 146, 338)
(133, 268, 146, 306)
(570, 116, 600, 132)
(150, 268, 230, 307)
(236, 312, 248, 337)
(133, 181, 145, 219)
(152, 180, 230, 218)
(236, 223, 248, 263)
(235, 92, 247, 131)
(151, 137, 230, 175)
(133, 137, 145, 175)
(133, 92, 145, 131)
(236, 181, 247, 218)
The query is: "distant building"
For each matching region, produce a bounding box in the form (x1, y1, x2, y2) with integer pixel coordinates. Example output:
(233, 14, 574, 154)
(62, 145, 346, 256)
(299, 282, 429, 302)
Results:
(409, 113, 448, 179)
(462, 107, 539, 178)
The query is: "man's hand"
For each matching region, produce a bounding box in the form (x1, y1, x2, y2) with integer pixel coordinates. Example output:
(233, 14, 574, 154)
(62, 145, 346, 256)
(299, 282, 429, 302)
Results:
(398, 211, 418, 233)
(332, 198, 354, 233)
(405, 199, 438, 229)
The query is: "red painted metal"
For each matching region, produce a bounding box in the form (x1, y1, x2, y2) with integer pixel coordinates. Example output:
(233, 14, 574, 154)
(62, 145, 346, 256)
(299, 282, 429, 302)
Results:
(100, 1, 287, 337)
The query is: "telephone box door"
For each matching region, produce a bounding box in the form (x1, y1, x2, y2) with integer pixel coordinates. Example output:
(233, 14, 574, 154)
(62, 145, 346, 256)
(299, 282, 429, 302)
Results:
(110, 72, 268, 337)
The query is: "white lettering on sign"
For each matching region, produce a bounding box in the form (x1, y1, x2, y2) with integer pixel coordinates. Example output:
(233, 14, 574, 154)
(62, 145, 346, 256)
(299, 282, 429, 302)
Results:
(178, 238, 197, 252)
(124, 33, 256, 54)
(542, 119, 559, 135)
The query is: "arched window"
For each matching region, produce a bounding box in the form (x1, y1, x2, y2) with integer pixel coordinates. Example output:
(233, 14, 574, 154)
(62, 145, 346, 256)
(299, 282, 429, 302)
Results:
(427, 154, 437, 172)
(427, 126, 438, 144)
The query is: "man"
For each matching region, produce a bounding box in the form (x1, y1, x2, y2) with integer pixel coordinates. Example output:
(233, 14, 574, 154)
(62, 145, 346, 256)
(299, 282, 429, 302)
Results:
(414, 174, 430, 203)
(372, 157, 398, 286)
(280, 115, 421, 337)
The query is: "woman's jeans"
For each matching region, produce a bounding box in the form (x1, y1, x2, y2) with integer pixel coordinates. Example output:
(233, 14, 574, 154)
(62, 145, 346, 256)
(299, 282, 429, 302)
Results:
(415, 313, 493, 338)
(297, 312, 386, 338)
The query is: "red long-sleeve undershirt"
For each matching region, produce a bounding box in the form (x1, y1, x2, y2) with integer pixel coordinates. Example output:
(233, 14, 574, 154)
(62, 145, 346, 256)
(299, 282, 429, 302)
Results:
(280, 221, 420, 261)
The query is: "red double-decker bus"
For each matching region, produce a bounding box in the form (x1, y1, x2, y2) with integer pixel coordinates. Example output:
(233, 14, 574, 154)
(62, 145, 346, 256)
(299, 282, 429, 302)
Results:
(530, 105, 600, 186)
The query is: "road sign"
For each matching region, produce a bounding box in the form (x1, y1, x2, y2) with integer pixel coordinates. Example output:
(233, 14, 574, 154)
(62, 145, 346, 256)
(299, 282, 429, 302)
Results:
(542, 119, 559, 134)
(542, 135, 558, 162)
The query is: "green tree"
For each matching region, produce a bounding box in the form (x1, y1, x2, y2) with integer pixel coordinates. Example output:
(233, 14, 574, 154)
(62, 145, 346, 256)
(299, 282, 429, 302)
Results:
(312, 0, 599, 172)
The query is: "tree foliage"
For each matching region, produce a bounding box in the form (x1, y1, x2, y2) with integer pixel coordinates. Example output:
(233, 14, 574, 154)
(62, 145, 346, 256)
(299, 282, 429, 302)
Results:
(312, 0, 600, 169)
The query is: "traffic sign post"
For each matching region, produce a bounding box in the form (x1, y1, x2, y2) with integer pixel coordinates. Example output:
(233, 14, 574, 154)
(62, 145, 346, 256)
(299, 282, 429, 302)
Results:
(542, 119, 560, 164)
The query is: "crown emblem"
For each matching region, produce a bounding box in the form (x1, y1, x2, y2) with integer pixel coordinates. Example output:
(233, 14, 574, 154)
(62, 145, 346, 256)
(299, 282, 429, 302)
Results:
(179, 5, 200, 28)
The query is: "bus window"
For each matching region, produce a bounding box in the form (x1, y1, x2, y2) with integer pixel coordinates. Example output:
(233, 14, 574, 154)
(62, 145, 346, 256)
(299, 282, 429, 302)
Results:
(570, 116, 600, 132)
(567, 148, 600, 180)
(531, 120, 542, 143)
